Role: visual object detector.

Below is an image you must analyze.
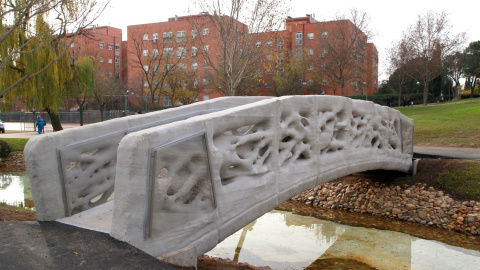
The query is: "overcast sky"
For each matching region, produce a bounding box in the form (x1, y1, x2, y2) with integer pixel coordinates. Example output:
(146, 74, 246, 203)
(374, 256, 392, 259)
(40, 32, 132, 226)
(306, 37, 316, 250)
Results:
(97, 0, 479, 81)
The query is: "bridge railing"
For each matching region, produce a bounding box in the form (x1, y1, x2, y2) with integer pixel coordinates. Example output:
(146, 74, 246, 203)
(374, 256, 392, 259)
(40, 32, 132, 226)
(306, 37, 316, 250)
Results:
(24, 97, 270, 221)
(110, 95, 414, 258)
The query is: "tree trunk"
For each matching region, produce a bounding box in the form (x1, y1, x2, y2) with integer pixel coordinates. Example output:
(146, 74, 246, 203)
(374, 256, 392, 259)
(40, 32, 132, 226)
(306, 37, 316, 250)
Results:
(100, 104, 105, 121)
(79, 108, 84, 126)
(423, 81, 429, 105)
(45, 107, 63, 131)
(398, 85, 402, 107)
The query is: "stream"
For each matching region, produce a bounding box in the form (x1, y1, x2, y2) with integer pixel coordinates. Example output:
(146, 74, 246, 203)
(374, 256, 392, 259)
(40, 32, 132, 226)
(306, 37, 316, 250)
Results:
(1, 173, 480, 269)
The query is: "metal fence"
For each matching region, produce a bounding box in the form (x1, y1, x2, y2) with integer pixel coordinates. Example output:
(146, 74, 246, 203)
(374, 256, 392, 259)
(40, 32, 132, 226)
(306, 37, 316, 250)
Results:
(0, 110, 139, 125)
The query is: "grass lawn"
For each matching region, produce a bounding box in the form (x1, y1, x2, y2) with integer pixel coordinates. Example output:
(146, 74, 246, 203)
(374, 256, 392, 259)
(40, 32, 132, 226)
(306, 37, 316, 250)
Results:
(0, 138, 29, 151)
(397, 98, 480, 148)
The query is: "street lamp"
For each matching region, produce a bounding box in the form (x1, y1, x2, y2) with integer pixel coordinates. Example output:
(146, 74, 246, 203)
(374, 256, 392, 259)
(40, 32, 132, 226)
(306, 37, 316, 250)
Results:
(124, 90, 129, 112)
(416, 82, 419, 94)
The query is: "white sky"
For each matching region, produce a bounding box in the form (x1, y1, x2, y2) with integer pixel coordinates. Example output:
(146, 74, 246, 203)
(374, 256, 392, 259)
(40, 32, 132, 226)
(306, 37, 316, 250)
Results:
(97, 0, 479, 81)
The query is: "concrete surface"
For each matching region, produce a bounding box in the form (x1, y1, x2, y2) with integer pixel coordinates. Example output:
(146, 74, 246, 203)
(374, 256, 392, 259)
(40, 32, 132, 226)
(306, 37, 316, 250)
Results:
(0, 221, 177, 270)
(414, 146, 480, 160)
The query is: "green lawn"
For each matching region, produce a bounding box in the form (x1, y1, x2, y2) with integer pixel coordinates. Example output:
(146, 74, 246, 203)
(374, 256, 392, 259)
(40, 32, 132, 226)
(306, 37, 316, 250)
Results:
(0, 138, 29, 151)
(397, 98, 480, 148)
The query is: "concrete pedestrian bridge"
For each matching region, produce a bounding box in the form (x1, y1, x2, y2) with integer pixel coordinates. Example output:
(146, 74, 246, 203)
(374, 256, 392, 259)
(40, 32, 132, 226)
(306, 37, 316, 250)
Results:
(25, 95, 414, 267)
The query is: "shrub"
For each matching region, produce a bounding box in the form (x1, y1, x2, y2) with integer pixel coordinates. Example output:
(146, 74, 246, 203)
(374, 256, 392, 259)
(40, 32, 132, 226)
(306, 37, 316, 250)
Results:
(0, 140, 12, 158)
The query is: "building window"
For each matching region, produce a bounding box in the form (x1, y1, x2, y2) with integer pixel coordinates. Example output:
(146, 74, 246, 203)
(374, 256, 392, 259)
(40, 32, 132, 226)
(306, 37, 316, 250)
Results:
(70, 43, 74, 48)
(163, 48, 173, 58)
(153, 49, 158, 58)
(322, 31, 328, 38)
(307, 33, 314, 39)
(266, 41, 273, 46)
(108, 71, 113, 78)
(115, 63, 120, 69)
(165, 64, 172, 71)
(193, 78, 198, 88)
(99, 42, 104, 49)
(177, 47, 186, 58)
(295, 32, 303, 45)
(191, 29, 198, 38)
(100, 70, 104, 76)
(202, 28, 209, 36)
(321, 48, 328, 57)
(307, 48, 314, 55)
(202, 78, 209, 86)
(99, 56, 104, 63)
(192, 62, 198, 71)
(143, 65, 149, 71)
(191, 46, 197, 57)
(308, 64, 314, 70)
(265, 82, 272, 88)
(322, 79, 328, 85)
(277, 39, 283, 50)
(108, 43, 113, 50)
(296, 48, 303, 59)
(115, 58, 120, 63)
(255, 41, 261, 47)
(153, 64, 158, 72)
(203, 62, 209, 69)
(152, 33, 158, 42)
(203, 44, 209, 52)
(203, 94, 209, 100)
(307, 79, 314, 86)
(143, 49, 148, 56)
(163, 32, 173, 43)
(143, 34, 148, 40)
(163, 96, 172, 107)
(177, 63, 187, 72)
(108, 58, 112, 64)
(176, 30, 186, 42)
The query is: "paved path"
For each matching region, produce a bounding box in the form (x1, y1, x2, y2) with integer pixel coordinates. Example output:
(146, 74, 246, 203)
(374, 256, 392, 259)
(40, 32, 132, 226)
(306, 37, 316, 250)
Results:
(0, 221, 176, 269)
(414, 146, 480, 160)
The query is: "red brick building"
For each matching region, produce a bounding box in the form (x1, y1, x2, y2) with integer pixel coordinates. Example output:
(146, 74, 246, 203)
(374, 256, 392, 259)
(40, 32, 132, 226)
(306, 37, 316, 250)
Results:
(69, 26, 123, 81)
(69, 14, 378, 111)
(256, 15, 378, 96)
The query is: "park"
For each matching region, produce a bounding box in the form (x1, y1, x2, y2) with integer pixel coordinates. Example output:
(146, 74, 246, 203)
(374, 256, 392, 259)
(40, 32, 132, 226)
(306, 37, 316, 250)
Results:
(1, 0, 480, 269)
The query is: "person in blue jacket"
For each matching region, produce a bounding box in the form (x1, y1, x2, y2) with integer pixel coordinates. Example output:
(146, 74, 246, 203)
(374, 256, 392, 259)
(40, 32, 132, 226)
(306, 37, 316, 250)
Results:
(35, 116, 46, 134)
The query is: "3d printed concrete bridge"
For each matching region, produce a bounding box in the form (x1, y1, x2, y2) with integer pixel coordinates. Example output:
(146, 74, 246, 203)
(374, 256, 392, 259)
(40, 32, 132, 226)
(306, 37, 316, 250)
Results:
(25, 96, 414, 267)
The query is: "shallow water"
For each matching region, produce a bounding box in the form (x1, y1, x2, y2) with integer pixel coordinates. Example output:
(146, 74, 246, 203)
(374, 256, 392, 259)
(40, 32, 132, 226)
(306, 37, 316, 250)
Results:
(0, 172, 33, 209)
(206, 210, 480, 270)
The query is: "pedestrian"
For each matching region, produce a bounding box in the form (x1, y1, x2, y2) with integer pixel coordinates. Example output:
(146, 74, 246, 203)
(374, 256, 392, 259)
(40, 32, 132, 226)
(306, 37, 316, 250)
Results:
(35, 116, 46, 134)
(385, 97, 391, 107)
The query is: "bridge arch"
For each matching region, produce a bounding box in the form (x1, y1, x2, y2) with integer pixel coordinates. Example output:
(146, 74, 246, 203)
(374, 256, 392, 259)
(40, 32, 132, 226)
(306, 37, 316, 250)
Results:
(109, 95, 414, 259)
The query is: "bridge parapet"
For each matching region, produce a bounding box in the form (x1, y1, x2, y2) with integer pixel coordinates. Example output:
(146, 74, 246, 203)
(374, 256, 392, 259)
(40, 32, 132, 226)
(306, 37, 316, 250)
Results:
(24, 97, 270, 221)
(110, 95, 414, 259)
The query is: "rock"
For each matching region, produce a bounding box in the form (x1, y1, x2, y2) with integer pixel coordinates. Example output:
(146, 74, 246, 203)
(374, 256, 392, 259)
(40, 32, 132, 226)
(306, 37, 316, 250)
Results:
(406, 204, 416, 210)
(428, 187, 435, 192)
(308, 196, 315, 201)
(392, 208, 402, 215)
(418, 210, 427, 220)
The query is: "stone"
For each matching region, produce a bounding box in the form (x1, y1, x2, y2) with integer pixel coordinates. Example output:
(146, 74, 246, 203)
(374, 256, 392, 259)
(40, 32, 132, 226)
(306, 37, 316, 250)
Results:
(418, 210, 427, 220)
(392, 208, 402, 215)
(406, 204, 416, 210)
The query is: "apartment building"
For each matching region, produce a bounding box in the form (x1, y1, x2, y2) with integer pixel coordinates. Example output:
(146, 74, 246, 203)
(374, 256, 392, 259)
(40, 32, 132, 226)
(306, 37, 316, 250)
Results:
(125, 13, 249, 107)
(257, 15, 378, 96)
(69, 26, 123, 81)
(68, 13, 378, 111)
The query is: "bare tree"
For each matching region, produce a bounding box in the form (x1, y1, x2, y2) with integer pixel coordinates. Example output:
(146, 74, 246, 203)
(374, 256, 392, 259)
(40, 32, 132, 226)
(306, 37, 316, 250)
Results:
(190, 0, 288, 96)
(129, 28, 192, 110)
(319, 9, 373, 96)
(398, 11, 466, 104)
(0, 0, 109, 96)
(444, 52, 465, 88)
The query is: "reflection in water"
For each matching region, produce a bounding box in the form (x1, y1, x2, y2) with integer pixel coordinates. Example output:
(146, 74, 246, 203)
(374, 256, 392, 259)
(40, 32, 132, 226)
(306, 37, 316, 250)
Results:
(206, 210, 480, 270)
(0, 173, 32, 208)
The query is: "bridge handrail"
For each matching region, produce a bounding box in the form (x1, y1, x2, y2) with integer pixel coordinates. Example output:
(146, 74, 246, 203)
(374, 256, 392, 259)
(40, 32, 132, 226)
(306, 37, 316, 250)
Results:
(110, 95, 414, 258)
(24, 97, 270, 220)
